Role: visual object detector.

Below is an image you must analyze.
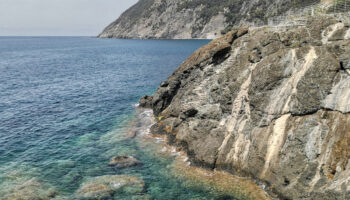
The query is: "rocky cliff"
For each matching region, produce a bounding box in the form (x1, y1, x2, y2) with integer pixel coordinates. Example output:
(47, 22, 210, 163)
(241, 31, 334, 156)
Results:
(99, 0, 320, 39)
(140, 15, 350, 199)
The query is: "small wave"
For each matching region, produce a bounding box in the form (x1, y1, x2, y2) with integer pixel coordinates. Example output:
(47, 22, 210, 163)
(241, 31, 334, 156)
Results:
(161, 147, 167, 152)
(182, 156, 189, 162)
(130, 108, 156, 138)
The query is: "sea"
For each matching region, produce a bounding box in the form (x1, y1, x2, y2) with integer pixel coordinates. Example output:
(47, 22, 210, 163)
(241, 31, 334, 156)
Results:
(0, 37, 254, 199)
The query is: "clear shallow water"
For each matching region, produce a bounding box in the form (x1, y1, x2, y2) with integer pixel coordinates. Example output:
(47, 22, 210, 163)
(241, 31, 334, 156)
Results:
(0, 37, 242, 199)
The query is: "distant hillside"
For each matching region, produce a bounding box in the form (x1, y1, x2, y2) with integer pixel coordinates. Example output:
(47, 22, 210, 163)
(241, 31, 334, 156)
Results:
(99, 0, 320, 39)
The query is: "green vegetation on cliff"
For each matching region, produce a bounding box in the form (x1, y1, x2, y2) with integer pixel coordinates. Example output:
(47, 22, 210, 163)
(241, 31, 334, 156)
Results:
(177, 0, 320, 25)
(99, 0, 323, 39)
(113, 0, 155, 26)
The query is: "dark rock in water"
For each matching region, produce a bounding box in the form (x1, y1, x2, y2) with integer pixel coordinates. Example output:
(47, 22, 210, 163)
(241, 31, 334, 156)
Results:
(147, 15, 350, 200)
(108, 156, 142, 168)
(75, 175, 145, 199)
(139, 96, 153, 108)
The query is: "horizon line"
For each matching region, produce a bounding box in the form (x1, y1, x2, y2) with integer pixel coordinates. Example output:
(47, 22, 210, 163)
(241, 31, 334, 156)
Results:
(0, 35, 96, 37)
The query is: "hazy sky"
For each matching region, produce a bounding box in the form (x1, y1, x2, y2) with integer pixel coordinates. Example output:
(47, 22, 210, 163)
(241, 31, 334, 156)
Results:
(0, 0, 138, 36)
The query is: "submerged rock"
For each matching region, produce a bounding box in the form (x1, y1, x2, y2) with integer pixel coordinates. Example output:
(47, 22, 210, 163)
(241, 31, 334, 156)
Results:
(75, 183, 112, 199)
(108, 156, 142, 168)
(130, 194, 152, 200)
(0, 178, 57, 200)
(75, 175, 145, 199)
(146, 16, 350, 199)
(56, 159, 76, 169)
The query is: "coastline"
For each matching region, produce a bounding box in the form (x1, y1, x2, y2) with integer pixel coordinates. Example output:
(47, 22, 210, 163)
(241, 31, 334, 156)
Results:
(134, 16, 350, 199)
(0, 37, 214, 199)
(130, 106, 272, 200)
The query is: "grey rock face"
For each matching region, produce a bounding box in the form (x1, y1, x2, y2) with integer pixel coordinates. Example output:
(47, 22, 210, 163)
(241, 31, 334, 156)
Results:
(146, 16, 350, 199)
(99, 0, 319, 39)
(139, 96, 153, 108)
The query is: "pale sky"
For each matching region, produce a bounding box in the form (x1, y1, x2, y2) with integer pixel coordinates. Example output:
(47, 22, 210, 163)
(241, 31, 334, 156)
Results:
(0, 0, 138, 36)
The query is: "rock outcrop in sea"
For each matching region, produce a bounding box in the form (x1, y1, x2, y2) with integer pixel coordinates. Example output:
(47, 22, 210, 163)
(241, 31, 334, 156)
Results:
(98, 0, 320, 39)
(0, 178, 57, 200)
(109, 156, 142, 168)
(140, 15, 350, 199)
(75, 175, 145, 199)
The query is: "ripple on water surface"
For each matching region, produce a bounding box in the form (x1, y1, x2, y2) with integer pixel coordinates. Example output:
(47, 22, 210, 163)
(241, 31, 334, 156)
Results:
(0, 37, 268, 199)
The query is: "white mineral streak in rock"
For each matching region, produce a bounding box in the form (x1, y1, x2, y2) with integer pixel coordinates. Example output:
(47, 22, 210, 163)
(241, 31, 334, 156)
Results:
(305, 125, 322, 160)
(147, 16, 350, 198)
(322, 23, 345, 44)
(328, 163, 350, 191)
(345, 28, 350, 40)
(282, 47, 317, 112)
(303, 120, 331, 190)
(310, 166, 322, 190)
(218, 63, 257, 156)
(228, 133, 251, 164)
(266, 50, 297, 116)
(310, 121, 336, 189)
(216, 52, 240, 142)
(261, 114, 290, 178)
(259, 47, 317, 126)
(323, 74, 350, 113)
(227, 63, 257, 133)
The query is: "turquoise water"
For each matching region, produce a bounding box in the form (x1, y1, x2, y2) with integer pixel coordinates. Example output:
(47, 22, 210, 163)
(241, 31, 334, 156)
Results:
(0, 37, 240, 199)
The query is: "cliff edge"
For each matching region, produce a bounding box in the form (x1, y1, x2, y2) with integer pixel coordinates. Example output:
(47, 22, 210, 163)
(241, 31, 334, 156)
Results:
(140, 15, 350, 199)
(99, 0, 320, 39)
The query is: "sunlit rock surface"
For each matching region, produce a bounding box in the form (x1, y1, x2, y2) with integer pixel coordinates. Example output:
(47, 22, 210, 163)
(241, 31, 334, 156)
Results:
(144, 16, 350, 199)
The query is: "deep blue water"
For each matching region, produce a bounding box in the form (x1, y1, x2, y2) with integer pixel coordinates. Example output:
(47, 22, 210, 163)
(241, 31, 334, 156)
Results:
(0, 37, 241, 199)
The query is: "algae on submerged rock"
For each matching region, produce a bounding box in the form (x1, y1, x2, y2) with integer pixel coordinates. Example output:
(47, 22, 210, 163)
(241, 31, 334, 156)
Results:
(108, 156, 142, 168)
(0, 178, 57, 200)
(75, 175, 145, 199)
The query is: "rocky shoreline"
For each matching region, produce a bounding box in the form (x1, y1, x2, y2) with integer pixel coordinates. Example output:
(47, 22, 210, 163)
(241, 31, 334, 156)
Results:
(133, 107, 273, 200)
(139, 15, 350, 199)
